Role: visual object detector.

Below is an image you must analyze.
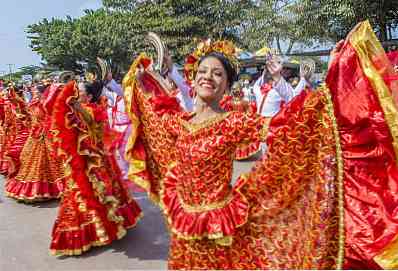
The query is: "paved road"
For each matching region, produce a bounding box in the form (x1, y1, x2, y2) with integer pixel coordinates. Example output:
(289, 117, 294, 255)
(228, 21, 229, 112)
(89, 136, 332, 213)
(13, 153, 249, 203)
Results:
(0, 160, 255, 271)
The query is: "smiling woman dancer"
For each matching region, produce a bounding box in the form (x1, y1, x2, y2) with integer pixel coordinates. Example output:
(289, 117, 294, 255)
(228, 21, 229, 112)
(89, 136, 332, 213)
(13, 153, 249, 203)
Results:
(123, 38, 338, 268)
(123, 21, 398, 269)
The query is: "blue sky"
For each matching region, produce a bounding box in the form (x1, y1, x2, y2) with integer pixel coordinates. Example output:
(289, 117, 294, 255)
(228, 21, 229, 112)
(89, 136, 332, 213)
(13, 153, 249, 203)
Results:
(0, 0, 101, 75)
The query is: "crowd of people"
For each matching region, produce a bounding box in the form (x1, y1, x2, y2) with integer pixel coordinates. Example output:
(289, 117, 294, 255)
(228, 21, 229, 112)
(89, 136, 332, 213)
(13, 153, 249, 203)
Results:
(1, 20, 398, 269)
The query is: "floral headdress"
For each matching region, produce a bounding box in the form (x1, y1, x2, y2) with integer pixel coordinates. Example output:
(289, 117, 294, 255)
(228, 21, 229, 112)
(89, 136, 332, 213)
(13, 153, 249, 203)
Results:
(184, 40, 240, 86)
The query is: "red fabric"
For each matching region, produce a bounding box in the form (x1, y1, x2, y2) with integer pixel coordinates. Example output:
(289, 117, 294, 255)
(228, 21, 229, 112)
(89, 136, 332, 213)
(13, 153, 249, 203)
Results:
(161, 166, 250, 239)
(326, 42, 398, 269)
(51, 82, 119, 241)
(387, 50, 398, 67)
(149, 94, 181, 116)
(0, 97, 5, 123)
(5, 178, 62, 200)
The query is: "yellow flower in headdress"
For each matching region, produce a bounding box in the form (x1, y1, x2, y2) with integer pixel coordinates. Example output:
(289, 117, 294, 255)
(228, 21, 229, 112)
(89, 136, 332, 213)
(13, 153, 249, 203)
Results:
(184, 40, 240, 86)
(85, 72, 96, 83)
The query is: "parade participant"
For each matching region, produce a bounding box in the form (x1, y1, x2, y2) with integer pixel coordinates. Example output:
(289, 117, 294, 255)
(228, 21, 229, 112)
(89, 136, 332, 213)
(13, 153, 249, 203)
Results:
(124, 21, 398, 269)
(250, 56, 314, 155)
(4, 84, 30, 178)
(164, 51, 194, 112)
(5, 83, 64, 202)
(22, 84, 33, 103)
(49, 78, 142, 256)
(253, 55, 312, 118)
(0, 87, 7, 174)
(124, 40, 339, 269)
(100, 69, 132, 182)
(0, 85, 18, 175)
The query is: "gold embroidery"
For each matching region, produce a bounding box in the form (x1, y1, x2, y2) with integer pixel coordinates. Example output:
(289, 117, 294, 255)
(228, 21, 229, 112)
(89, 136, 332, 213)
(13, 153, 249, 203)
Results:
(179, 193, 234, 213)
(321, 85, 345, 269)
(180, 112, 231, 134)
(374, 233, 398, 269)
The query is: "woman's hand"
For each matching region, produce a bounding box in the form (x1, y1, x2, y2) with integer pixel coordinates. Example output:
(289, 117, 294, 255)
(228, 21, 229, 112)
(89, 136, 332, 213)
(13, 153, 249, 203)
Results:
(135, 64, 145, 80)
(328, 22, 362, 69)
(328, 40, 345, 70)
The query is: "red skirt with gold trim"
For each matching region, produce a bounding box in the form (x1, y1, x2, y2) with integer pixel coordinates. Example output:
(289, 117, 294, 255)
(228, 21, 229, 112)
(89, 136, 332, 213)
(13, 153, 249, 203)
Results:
(50, 171, 142, 256)
(5, 122, 30, 177)
(0, 125, 10, 175)
(5, 132, 64, 202)
(50, 152, 142, 256)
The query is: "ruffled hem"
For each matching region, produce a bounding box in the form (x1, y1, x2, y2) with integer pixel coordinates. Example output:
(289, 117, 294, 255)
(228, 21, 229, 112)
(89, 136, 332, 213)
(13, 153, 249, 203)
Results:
(5, 178, 62, 202)
(116, 200, 143, 229)
(235, 142, 260, 160)
(50, 201, 142, 257)
(0, 160, 8, 175)
(160, 166, 249, 243)
(50, 221, 110, 256)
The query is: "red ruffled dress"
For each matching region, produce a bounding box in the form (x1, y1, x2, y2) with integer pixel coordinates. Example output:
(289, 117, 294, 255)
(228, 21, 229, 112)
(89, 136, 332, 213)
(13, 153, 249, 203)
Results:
(0, 94, 7, 174)
(125, 26, 398, 268)
(4, 91, 30, 178)
(5, 97, 64, 202)
(220, 94, 261, 160)
(123, 58, 342, 269)
(49, 82, 142, 256)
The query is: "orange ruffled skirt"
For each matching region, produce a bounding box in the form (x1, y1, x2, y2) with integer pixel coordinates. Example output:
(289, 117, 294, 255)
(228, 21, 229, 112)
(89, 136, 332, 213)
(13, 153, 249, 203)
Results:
(5, 121, 30, 177)
(5, 132, 64, 202)
(0, 124, 9, 175)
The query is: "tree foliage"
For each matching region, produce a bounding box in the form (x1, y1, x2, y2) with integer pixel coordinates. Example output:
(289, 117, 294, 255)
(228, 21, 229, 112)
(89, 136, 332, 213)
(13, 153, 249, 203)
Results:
(26, 0, 398, 73)
(302, 0, 398, 41)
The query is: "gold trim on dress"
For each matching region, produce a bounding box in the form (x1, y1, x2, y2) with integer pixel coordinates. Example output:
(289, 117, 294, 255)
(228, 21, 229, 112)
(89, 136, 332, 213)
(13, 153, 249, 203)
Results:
(350, 21, 398, 163)
(321, 85, 345, 269)
(374, 233, 398, 269)
(178, 193, 234, 213)
(180, 112, 232, 134)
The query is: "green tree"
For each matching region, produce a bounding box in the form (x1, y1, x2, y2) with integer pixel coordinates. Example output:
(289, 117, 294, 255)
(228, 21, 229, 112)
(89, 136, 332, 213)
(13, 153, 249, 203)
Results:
(27, 16, 79, 70)
(27, 0, 254, 73)
(304, 0, 398, 42)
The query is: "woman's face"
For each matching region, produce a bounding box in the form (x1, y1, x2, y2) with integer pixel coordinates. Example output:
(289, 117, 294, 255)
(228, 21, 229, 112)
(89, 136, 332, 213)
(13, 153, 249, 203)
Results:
(31, 86, 40, 98)
(194, 56, 228, 102)
(77, 83, 89, 103)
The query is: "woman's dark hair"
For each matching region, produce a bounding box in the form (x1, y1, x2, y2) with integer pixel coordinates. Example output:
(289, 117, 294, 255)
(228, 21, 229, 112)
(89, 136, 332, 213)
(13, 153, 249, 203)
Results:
(198, 52, 237, 89)
(36, 84, 47, 93)
(85, 80, 103, 103)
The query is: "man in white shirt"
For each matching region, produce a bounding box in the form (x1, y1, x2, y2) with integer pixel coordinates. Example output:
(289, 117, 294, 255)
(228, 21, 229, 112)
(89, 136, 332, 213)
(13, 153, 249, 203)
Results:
(253, 61, 311, 118)
(101, 72, 131, 181)
(164, 53, 194, 112)
(252, 57, 312, 154)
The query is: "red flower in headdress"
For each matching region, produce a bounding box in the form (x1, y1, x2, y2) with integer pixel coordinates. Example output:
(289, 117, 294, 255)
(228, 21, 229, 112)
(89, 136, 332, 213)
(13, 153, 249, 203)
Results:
(260, 83, 273, 95)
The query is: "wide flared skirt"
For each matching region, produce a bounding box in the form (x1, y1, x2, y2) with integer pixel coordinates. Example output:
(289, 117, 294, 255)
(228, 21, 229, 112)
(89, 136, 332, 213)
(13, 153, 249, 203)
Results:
(50, 172, 142, 256)
(5, 134, 64, 202)
(0, 125, 14, 175)
(5, 125, 30, 177)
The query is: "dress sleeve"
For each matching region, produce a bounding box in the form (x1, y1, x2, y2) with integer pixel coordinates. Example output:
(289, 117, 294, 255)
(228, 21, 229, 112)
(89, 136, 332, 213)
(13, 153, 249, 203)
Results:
(241, 90, 336, 217)
(225, 111, 269, 146)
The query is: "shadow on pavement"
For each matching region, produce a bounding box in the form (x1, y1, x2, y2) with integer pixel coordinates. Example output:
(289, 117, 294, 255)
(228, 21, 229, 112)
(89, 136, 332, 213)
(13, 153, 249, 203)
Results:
(56, 197, 169, 262)
(31, 200, 60, 209)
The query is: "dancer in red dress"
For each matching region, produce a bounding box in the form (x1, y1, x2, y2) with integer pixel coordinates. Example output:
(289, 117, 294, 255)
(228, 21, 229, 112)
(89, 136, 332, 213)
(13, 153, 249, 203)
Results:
(123, 22, 398, 269)
(49, 79, 142, 256)
(5, 84, 64, 202)
(4, 85, 30, 178)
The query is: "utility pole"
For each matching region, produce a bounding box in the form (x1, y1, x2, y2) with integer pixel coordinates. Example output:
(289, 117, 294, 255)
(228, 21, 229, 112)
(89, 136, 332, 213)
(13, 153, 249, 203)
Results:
(7, 64, 14, 81)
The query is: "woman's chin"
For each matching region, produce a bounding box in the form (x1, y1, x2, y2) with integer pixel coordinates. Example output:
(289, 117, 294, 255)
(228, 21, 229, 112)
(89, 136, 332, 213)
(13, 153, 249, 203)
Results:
(197, 89, 217, 99)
